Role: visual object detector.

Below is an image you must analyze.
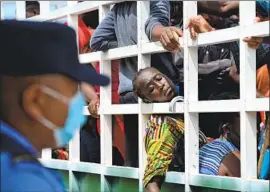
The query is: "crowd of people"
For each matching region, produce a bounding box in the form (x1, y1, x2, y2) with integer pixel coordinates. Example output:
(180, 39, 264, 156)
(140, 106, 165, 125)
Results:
(25, 1, 269, 192)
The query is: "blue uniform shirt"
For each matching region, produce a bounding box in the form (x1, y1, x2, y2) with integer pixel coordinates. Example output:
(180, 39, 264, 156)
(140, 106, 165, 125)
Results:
(0, 121, 66, 192)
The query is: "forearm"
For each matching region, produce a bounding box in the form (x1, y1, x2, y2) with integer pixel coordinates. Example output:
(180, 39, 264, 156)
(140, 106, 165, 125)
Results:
(151, 24, 165, 42)
(90, 35, 118, 51)
(90, 9, 118, 51)
(80, 82, 99, 102)
(145, 1, 170, 41)
(198, 59, 231, 75)
(198, 1, 239, 17)
(145, 176, 164, 192)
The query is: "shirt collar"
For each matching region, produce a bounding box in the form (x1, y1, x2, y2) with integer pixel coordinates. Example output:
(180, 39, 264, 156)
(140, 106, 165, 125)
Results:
(0, 121, 38, 156)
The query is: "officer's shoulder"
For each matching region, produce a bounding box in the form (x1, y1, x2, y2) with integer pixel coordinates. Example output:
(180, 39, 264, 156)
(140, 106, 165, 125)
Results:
(1, 153, 63, 191)
(8, 169, 54, 191)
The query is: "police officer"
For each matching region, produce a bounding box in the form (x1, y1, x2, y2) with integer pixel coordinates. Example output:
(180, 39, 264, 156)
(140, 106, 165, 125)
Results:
(0, 20, 109, 191)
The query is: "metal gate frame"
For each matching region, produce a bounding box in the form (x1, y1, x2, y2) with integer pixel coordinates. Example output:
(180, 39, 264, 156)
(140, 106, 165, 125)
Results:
(1, 1, 269, 191)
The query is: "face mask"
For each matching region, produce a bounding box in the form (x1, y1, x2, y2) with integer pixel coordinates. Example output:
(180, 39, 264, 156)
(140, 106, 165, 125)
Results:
(38, 86, 87, 147)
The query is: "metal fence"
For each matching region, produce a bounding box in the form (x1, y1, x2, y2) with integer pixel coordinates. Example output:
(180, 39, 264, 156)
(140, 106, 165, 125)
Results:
(1, 1, 269, 191)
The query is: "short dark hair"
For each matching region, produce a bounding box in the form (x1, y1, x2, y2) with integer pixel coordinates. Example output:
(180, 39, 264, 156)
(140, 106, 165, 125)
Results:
(26, 1, 40, 14)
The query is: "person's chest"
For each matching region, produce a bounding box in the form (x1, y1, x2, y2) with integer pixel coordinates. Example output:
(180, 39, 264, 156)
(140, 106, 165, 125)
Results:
(114, 2, 137, 46)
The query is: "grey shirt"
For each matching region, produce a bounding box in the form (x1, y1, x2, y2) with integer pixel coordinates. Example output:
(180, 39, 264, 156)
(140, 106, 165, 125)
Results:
(90, 1, 180, 94)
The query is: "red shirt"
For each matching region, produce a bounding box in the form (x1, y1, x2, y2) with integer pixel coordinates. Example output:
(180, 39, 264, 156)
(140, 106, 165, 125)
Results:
(72, 17, 125, 159)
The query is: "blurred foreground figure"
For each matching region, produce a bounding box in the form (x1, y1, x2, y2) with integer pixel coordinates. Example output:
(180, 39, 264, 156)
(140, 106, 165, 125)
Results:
(0, 20, 109, 192)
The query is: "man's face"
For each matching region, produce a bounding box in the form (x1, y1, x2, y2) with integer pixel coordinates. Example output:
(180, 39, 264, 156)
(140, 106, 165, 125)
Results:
(135, 68, 176, 102)
(26, 7, 40, 18)
(22, 75, 78, 148)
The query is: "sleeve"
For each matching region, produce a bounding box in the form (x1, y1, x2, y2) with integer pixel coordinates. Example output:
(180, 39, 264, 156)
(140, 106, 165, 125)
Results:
(90, 7, 118, 51)
(4, 171, 56, 192)
(145, 1, 170, 41)
(256, 0, 270, 18)
(198, 59, 231, 75)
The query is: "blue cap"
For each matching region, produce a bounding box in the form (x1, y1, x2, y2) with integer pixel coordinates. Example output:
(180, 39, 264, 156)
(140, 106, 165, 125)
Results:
(0, 20, 110, 86)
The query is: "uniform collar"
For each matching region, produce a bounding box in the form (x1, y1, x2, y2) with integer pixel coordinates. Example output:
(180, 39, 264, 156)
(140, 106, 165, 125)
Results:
(0, 121, 38, 156)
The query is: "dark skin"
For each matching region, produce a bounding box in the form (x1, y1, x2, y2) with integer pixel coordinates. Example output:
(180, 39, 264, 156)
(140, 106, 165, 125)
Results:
(134, 67, 176, 103)
(134, 68, 241, 191)
(0, 74, 78, 151)
(198, 1, 239, 17)
(26, 6, 40, 18)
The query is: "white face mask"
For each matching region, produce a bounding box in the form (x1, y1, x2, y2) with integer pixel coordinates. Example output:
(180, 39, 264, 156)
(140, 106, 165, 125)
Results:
(38, 86, 86, 147)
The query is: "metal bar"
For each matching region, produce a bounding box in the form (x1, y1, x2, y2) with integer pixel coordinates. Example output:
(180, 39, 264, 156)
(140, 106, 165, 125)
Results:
(39, 1, 50, 16)
(0, 1, 4, 20)
(26, 1, 120, 22)
(15, 1, 25, 20)
(239, 2, 257, 192)
(183, 2, 199, 192)
(98, 4, 113, 192)
(137, 1, 151, 191)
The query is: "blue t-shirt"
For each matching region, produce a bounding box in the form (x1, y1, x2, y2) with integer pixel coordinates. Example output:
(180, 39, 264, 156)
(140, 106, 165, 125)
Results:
(0, 121, 66, 192)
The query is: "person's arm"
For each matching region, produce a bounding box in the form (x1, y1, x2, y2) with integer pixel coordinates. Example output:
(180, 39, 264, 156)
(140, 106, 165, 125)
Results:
(198, 59, 231, 75)
(145, 176, 164, 192)
(198, 1, 239, 17)
(90, 7, 118, 51)
(219, 150, 241, 177)
(145, 1, 170, 41)
(145, 1, 183, 52)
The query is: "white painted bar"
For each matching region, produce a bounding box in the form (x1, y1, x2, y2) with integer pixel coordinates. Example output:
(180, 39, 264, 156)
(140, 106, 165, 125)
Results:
(98, 4, 113, 192)
(0, 1, 4, 20)
(137, 1, 151, 191)
(245, 98, 270, 112)
(189, 100, 242, 113)
(6, 0, 267, 191)
(66, 3, 80, 190)
(79, 45, 138, 64)
(39, 1, 50, 15)
(79, 52, 101, 63)
(78, 23, 269, 65)
(141, 102, 184, 114)
(239, 2, 258, 192)
(192, 22, 269, 47)
(26, 1, 119, 22)
(183, 2, 199, 192)
(15, 1, 25, 20)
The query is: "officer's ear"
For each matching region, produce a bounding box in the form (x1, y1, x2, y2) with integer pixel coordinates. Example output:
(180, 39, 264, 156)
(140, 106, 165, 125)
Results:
(21, 84, 46, 121)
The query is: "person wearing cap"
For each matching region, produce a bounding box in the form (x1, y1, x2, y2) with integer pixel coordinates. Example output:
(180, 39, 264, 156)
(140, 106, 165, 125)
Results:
(0, 20, 109, 191)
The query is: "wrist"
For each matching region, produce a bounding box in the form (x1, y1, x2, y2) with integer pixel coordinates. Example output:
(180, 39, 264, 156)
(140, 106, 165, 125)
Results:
(152, 24, 165, 41)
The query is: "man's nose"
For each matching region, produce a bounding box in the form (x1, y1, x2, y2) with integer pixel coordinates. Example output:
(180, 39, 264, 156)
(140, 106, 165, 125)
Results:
(154, 81, 164, 90)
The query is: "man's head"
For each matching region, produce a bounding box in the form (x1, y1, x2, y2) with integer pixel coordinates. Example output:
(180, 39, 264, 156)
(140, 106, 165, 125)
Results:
(133, 67, 176, 103)
(26, 1, 40, 18)
(0, 20, 109, 150)
(0, 75, 78, 149)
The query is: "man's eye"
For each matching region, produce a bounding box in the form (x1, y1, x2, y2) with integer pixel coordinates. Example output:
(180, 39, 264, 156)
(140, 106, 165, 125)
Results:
(156, 75, 162, 80)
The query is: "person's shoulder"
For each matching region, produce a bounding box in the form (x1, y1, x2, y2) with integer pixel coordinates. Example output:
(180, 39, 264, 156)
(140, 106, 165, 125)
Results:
(6, 170, 55, 191)
(1, 153, 65, 192)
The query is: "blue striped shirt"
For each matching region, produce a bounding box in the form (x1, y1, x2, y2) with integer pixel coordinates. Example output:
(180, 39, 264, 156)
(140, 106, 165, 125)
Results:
(199, 139, 238, 176)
